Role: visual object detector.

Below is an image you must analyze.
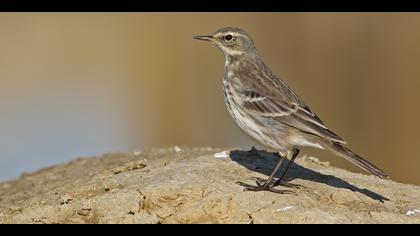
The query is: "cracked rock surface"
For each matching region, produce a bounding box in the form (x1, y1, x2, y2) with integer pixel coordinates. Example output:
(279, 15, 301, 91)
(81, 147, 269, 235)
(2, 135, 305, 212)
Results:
(1, 147, 420, 224)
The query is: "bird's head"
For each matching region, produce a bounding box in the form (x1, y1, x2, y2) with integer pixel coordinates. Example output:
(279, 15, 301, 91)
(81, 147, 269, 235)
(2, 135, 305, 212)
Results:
(194, 27, 257, 57)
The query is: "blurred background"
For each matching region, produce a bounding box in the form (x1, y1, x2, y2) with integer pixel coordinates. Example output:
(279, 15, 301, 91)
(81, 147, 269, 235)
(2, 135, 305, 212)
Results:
(1, 13, 420, 184)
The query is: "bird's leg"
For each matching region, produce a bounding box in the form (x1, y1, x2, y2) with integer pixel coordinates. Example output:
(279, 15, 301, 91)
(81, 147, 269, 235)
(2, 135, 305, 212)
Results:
(272, 149, 303, 189)
(236, 153, 295, 194)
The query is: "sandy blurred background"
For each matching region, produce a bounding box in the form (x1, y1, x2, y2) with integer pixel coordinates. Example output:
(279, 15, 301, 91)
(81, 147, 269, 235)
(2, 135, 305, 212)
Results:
(0, 13, 419, 184)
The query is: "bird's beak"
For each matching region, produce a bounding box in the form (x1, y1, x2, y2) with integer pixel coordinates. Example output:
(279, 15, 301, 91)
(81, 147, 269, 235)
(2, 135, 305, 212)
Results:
(193, 35, 214, 42)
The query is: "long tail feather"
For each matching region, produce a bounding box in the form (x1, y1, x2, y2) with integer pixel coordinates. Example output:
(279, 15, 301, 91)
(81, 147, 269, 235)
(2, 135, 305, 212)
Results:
(328, 142, 389, 179)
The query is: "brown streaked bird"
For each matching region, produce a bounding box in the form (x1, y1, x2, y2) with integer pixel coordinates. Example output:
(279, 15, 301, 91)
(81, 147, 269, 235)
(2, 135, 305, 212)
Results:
(194, 27, 389, 193)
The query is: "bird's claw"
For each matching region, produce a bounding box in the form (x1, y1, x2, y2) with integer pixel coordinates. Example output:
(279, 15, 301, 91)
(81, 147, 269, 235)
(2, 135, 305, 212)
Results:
(248, 176, 304, 190)
(249, 176, 268, 187)
(236, 181, 296, 195)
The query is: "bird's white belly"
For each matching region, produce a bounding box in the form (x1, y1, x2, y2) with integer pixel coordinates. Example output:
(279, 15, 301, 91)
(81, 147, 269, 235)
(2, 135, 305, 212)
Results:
(224, 91, 282, 150)
(229, 101, 261, 137)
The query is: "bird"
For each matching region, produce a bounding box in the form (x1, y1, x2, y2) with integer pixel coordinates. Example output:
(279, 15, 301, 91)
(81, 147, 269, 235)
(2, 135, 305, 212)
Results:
(194, 27, 389, 193)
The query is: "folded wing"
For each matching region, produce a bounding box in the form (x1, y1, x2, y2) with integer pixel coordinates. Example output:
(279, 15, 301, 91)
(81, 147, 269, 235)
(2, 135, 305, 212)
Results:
(241, 90, 346, 144)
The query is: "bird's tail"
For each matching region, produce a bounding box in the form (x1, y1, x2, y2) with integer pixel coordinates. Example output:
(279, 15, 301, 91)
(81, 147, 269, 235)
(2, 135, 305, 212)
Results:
(326, 141, 389, 179)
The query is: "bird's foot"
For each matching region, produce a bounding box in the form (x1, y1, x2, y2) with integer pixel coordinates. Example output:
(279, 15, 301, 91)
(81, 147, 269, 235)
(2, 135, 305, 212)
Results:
(236, 178, 296, 194)
(251, 177, 304, 189)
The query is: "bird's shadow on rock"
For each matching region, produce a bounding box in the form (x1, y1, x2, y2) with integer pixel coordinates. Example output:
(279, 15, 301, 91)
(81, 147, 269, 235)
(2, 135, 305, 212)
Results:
(229, 149, 389, 203)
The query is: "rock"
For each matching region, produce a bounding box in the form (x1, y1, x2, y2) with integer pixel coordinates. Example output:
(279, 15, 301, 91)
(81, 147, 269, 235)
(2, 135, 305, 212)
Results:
(0, 147, 420, 224)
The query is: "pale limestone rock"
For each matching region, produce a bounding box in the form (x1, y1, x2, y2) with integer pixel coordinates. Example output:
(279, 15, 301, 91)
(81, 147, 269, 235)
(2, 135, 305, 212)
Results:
(0, 147, 419, 224)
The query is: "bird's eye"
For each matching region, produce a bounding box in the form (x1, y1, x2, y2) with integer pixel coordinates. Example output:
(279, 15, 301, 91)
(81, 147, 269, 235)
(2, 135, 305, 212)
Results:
(224, 34, 233, 42)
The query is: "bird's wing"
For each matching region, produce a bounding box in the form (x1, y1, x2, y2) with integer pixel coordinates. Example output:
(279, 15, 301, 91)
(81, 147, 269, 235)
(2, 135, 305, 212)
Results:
(241, 90, 346, 144)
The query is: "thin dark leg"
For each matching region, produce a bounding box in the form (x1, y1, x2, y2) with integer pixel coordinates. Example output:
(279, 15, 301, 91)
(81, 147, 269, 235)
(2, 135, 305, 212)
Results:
(236, 153, 295, 194)
(272, 149, 300, 188)
(261, 155, 284, 186)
